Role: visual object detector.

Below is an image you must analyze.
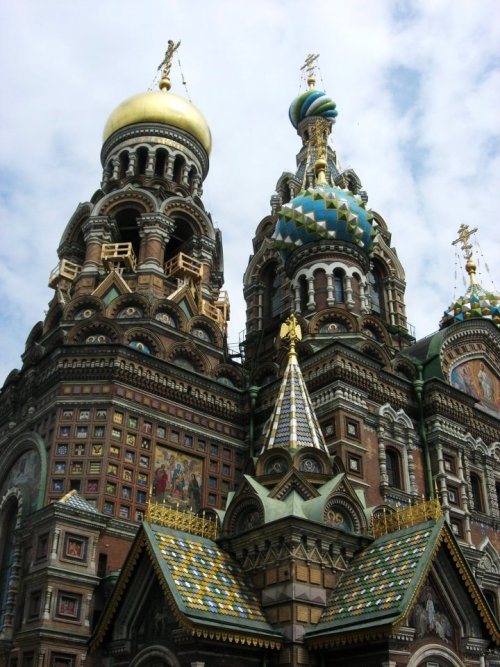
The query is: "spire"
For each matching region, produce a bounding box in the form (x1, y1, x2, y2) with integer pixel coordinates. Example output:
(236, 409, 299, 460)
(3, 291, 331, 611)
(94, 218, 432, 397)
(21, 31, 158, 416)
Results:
(261, 315, 328, 454)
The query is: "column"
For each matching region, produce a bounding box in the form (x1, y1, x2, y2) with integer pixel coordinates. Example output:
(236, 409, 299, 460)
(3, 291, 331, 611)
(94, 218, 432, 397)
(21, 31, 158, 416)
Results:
(81, 216, 115, 275)
(326, 273, 335, 306)
(126, 152, 137, 177)
(191, 237, 217, 300)
(459, 450, 472, 545)
(378, 427, 388, 490)
(137, 213, 175, 274)
(435, 442, 450, 521)
(294, 284, 301, 312)
(359, 281, 370, 313)
(145, 150, 155, 177)
(166, 155, 175, 180)
(345, 276, 354, 310)
(43, 587, 52, 620)
(307, 277, 315, 311)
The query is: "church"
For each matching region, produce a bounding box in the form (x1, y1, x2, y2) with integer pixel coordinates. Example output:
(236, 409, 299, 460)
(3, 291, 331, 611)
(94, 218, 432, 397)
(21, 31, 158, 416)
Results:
(0, 43, 499, 667)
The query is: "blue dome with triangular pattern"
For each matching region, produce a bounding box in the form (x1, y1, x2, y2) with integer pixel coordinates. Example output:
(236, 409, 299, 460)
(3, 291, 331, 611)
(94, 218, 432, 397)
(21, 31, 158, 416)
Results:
(273, 183, 377, 258)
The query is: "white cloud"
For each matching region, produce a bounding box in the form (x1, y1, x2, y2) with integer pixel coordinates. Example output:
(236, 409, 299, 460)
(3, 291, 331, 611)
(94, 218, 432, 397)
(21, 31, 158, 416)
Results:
(0, 0, 498, 381)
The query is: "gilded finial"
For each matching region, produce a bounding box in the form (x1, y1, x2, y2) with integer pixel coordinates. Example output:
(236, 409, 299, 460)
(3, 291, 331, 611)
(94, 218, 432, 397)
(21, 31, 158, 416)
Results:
(301, 53, 320, 89)
(158, 39, 181, 91)
(452, 223, 479, 287)
(279, 314, 302, 357)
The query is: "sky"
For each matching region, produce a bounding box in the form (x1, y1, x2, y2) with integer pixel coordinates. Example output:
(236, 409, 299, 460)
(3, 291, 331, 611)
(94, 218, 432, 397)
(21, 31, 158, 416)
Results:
(0, 0, 499, 382)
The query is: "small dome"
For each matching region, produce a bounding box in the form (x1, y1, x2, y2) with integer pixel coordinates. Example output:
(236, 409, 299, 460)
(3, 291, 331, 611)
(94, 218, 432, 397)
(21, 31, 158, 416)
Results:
(440, 286, 500, 329)
(273, 183, 377, 257)
(102, 90, 212, 154)
(289, 89, 338, 128)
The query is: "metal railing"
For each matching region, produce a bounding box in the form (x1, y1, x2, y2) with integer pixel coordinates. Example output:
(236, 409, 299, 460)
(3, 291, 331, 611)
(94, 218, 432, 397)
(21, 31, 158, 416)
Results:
(372, 497, 442, 538)
(146, 502, 218, 540)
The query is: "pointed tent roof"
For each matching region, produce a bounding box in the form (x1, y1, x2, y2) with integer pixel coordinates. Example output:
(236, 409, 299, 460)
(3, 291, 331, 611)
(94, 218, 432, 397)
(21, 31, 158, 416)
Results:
(91, 520, 281, 651)
(58, 489, 102, 514)
(305, 517, 500, 648)
(262, 315, 328, 453)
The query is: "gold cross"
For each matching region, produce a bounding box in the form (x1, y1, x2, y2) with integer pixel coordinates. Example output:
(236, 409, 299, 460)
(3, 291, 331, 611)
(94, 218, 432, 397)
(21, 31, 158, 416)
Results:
(301, 53, 319, 88)
(158, 40, 181, 91)
(452, 223, 477, 262)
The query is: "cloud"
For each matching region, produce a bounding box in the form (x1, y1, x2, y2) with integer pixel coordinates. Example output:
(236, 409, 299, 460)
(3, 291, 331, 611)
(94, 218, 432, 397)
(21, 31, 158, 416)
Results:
(0, 0, 498, 381)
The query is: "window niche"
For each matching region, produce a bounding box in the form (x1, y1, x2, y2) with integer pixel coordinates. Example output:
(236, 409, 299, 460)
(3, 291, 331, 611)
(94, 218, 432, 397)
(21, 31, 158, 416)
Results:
(385, 448, 403, 489)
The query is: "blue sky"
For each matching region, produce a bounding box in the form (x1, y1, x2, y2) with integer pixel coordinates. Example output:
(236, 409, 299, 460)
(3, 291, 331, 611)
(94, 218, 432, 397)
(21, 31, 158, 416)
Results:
(0, 0, 499, 381)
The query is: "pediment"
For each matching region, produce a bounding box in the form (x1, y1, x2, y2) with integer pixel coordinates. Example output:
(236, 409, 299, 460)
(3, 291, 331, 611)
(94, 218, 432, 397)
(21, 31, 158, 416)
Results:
(269, 468, 320, 501)
(91, 521, 281, 654)
(167, 282, 199, 319)
(91, 269, 131, 302)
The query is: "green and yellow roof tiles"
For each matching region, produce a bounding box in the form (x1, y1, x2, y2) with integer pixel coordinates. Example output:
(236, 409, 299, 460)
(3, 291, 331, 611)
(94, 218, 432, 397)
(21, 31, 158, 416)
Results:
(309, 518, 444, 638)
(145, 522, 280, 643)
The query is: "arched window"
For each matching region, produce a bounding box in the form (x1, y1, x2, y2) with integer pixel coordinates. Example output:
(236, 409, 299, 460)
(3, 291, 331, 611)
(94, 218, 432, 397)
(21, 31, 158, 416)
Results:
(173, 155, 186, 185)
(136, 147, 148, 175)
(114, 208, 141, 258)
(351, 273, 361, 310)
(299, 276, 308, 313)
(154, 149, 167, 177)
(386, 449, 402, 489)
(119, 151, 130, 178)
(368, 264, 386, 317)
(334, 270, 344, 303)
(470, 473, 484, 512)
(262, 264, 282, 323)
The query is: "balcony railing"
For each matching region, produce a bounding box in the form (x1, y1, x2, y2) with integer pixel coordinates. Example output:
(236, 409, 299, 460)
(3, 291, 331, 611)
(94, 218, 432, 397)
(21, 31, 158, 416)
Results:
(48, 259, 82, 288)
(101, 243, 137, 272)
(164, 252, 202, 280)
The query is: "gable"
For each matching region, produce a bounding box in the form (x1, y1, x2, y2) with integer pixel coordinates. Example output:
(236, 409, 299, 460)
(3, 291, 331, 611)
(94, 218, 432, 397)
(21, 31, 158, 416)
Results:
(91, 521, 281, 652)
(306, 518, 500, 648)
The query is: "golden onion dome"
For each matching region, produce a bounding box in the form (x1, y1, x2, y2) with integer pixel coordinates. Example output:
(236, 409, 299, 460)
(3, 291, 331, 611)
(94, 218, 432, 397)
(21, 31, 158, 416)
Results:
(102, 89, 212, 154)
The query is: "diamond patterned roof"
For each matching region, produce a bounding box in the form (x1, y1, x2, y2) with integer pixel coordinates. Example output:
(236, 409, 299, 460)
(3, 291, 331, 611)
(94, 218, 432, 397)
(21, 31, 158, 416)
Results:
(144, 522, 279, 642)
(309, 519, 444, 637)
(263, 347, 328, 453)
(155, 530, 265, 621)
